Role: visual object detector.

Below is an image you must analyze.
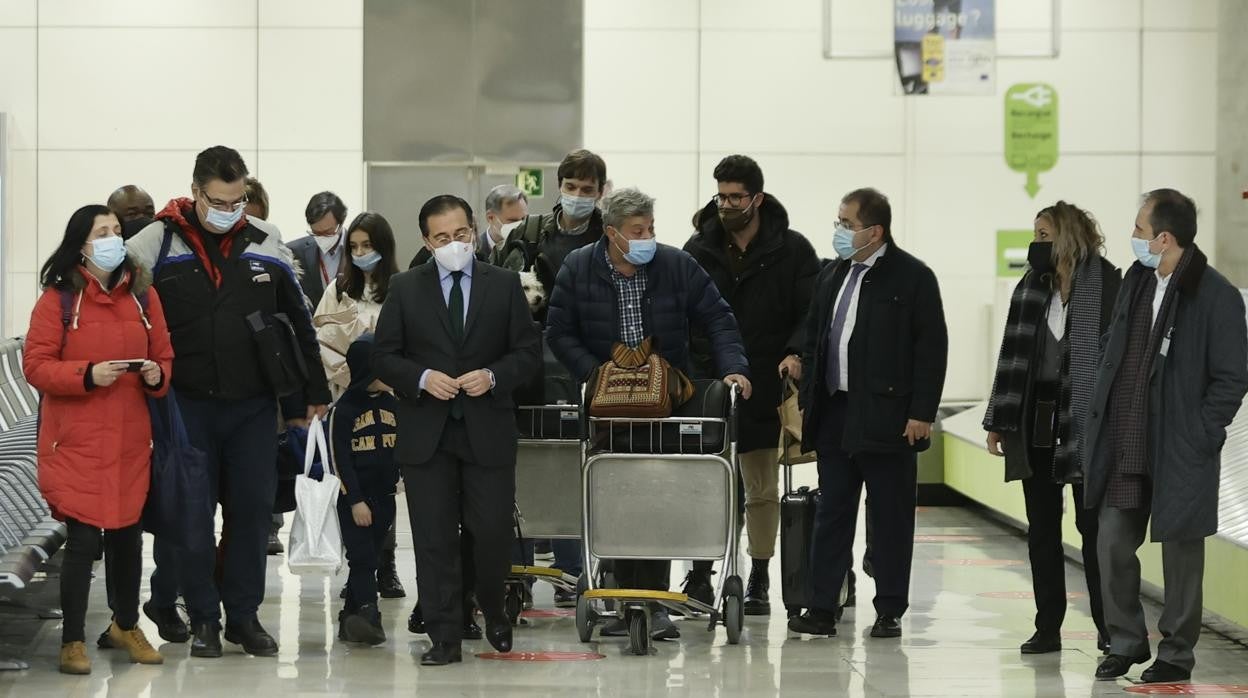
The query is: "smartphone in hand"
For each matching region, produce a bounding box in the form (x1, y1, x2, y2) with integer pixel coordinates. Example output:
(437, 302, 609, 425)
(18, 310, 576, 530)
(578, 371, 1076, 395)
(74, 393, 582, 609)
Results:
(112, 359, 147, 373)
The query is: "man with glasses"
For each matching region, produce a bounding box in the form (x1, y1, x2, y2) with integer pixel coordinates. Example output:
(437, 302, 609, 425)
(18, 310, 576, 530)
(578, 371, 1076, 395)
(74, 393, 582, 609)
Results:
(682, 155, 820, 616)
(288, 191, 349, 306)
(788, 188, 947, 641)
(374, 194, 542, 666)
(127, 146, 331, 659)
(545, 187, 752, 642)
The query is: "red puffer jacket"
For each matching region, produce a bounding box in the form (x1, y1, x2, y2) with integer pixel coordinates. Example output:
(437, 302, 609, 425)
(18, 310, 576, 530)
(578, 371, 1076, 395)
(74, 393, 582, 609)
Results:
(23, 266, 175, 529)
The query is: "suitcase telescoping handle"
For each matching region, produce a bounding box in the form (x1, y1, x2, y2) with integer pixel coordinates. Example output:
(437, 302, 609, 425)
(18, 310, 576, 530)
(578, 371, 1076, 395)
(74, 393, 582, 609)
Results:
(780, 367, 797, 496)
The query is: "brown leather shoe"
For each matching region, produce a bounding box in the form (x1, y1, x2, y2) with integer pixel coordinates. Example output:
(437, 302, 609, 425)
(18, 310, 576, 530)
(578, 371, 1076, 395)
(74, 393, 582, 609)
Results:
(59, 641, 91, 675)
(108, 622, 164, 665)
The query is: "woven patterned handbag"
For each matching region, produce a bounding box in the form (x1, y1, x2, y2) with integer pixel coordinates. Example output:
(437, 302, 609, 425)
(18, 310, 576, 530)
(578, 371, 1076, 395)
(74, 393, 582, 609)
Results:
(587, 338, 694, 418)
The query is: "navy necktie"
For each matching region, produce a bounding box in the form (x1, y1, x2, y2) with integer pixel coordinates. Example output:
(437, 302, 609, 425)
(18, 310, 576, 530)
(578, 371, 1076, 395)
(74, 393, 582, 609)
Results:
(825, 264, 867, 396)
(449, 272, 464, 419)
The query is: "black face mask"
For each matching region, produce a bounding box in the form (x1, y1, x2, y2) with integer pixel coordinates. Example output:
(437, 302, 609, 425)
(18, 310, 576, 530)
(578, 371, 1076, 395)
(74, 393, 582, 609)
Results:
(1027, 241, 1054, 273)
(121, 217, 154, 240)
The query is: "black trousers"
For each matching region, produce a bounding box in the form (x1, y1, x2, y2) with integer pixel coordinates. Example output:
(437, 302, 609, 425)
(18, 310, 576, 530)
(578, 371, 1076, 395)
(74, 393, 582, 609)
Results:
(615, 560, 671, 591)
(338, 492, 397, 612)
(1020, 460, 1107, 639)
(810, 392, 917, 617)
(61, 519, 142, 644)
(402, 419, 514, 643)
(174, 393, 278, 624)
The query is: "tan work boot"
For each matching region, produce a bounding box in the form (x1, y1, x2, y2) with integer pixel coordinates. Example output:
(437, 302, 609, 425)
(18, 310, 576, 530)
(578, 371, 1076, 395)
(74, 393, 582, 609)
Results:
(59, 641, 91, 674)
(107, 622, 164, 665)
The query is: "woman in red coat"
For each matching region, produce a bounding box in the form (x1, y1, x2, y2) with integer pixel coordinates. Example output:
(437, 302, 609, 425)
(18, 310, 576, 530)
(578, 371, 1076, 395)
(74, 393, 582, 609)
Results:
(23, 204, 175, 674)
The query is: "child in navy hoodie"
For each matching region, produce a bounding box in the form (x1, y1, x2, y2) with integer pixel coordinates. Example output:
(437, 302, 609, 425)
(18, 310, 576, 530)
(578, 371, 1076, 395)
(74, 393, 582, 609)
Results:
(329, 333, 400, 645)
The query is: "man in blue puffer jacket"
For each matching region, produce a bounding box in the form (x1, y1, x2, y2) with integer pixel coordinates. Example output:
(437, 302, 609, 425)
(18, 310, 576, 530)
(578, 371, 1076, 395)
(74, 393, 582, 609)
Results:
(545, 186, 752, 642)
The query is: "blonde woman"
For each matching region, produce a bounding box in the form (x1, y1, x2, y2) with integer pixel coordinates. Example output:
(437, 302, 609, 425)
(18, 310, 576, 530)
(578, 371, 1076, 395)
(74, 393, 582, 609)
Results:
(984, 201, 1121, 655)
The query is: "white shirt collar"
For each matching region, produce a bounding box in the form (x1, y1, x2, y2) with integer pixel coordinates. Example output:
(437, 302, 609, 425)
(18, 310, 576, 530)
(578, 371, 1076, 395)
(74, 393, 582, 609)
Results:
(435, 257, 475, 281)
(858, 243, 888, 268)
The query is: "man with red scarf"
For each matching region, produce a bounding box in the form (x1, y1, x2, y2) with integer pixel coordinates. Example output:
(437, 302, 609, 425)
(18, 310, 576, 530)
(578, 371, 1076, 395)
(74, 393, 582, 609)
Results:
(126, 146, 330, 659)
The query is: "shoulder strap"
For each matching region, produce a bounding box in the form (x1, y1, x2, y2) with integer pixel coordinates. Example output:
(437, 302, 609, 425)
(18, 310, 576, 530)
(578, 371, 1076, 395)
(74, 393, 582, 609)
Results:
(521, 214, 545, 244)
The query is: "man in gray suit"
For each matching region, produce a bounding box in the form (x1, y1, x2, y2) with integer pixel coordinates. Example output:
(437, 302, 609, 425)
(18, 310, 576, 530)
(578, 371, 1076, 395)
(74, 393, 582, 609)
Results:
(287, 191, 349, 306)
(1083, 189, 1248, 684)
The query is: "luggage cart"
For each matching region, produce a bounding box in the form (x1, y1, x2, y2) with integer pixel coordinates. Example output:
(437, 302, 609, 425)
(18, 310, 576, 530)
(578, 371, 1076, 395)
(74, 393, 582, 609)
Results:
(574, 381, 743, 655)
(504, 401, 585, 625)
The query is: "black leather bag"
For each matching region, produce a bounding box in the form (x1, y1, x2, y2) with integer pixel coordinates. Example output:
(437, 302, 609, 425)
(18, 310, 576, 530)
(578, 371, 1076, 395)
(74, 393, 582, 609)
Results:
(245, 311, 308, 397)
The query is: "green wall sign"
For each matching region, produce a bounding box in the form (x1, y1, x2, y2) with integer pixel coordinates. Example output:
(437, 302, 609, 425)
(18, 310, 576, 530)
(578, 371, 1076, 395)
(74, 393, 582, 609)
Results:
(517, 168, 543, 198)
(1004, 83, 1058, 198)
(997, 229, 1034, 278)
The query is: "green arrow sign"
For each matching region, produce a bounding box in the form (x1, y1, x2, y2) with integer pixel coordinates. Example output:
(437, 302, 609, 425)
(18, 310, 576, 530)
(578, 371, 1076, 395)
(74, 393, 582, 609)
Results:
(517, 168, 543, 198)
(1004, 83, 1058, 198)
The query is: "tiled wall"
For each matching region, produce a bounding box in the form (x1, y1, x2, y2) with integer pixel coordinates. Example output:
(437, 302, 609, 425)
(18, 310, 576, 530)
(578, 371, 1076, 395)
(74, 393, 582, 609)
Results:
(583, 0, 1219, 400)
(0, 0, 1221, 401)
(0, 0, 365, 337)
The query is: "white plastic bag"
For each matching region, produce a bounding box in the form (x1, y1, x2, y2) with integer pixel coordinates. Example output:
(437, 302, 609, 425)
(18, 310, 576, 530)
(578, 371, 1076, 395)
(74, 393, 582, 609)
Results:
(288, 416, 343, 575)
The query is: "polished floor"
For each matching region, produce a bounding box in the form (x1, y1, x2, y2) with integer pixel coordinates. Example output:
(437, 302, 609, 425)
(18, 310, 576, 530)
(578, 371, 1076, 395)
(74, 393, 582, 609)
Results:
(2, 502, 1247, 697)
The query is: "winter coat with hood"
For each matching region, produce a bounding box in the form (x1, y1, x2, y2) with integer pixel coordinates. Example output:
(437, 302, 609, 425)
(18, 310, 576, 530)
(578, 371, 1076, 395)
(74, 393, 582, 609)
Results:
(125, 198, 331, 407)
(684, 195, 820, 453)
(24, 265, 175, 529)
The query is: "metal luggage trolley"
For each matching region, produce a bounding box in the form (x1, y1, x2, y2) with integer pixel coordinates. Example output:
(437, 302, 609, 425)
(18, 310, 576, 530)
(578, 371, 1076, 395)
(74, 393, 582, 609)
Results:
(574, 380, 744, 655)
(504, 398, 585, 625)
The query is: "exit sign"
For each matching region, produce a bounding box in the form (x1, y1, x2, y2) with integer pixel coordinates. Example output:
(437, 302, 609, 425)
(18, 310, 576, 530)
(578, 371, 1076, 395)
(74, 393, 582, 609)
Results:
(517, 168, 543, 198)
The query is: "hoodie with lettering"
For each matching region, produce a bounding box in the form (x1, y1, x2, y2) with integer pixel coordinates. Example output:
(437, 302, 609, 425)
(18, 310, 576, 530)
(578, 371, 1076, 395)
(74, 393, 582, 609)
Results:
(327, 334, 399, 506)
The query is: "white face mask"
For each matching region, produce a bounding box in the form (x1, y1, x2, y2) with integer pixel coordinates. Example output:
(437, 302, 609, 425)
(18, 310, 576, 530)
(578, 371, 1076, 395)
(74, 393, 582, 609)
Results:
(314, 230, 340, 254)
(433, 240, 475, 272)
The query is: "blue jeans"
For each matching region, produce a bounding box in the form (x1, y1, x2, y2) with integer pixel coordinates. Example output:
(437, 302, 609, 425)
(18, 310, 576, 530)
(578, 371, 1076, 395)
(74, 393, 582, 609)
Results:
(511, 538, 583, 578)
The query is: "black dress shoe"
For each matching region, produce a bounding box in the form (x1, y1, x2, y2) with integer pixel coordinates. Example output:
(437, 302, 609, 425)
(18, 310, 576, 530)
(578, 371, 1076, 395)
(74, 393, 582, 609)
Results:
(1141, 660, 1191, 684)
(462, 614, 483, 641)
(787, 609, 838, 636)
(485, 621, 512, 653)
(408, 604, 425, 634)
(870, 616, 902, 639)
(1020, 632, 1062, 654)
(144, 601, 190, 643)
(224, 617, 278, 657)
(421, 642, 463, 666)
(340, 604, 387, 646)
(190, 621, 223, 658)
(1096, 653, 1150, 680)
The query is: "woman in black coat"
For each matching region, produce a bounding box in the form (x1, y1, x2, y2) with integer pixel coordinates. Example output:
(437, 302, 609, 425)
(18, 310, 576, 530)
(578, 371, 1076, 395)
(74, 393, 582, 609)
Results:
(984, 201, 1122, 655)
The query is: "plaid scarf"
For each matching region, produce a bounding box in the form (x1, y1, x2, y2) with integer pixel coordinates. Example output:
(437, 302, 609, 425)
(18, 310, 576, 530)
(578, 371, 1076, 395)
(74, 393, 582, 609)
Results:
(1053, 258, 1103, 481)
(984, 270, 1050, 433)
(1106, 248, 1194, 507)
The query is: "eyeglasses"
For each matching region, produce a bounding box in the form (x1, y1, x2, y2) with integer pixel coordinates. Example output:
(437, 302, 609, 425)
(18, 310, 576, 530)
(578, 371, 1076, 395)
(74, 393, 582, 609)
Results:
(715, 192, 755, 208)
(201, 193, 248, 212)
(430, 227, 476, 245)
(310, 225, 342, 237)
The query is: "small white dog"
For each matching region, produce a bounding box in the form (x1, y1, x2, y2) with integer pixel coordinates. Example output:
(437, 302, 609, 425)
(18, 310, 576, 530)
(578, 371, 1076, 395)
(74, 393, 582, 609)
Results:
(519, 270, 548, 317)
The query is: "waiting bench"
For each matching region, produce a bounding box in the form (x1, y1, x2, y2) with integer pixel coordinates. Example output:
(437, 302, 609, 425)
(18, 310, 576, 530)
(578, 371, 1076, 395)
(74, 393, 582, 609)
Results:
(0, 336, 66, 671)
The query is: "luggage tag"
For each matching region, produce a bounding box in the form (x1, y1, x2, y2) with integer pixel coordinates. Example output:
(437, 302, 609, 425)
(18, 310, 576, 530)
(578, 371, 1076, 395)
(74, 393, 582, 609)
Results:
(680, 422, 703, 437)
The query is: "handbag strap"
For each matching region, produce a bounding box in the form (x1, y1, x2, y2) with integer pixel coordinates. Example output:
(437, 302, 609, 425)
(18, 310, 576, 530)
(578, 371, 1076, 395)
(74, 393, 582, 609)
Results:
(304, 415, 334, 477)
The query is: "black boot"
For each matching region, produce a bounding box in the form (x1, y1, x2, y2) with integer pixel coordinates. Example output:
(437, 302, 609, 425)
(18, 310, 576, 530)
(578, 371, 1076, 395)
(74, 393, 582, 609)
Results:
(340, 604, 387, 646)
(744, 560, 771, 616)
(377, 548, 406, 599)
(680, 566, 715, 607)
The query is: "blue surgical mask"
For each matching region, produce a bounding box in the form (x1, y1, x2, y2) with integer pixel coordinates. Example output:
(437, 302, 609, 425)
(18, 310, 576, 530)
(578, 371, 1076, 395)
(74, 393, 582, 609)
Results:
(617, 236, 657, 265)
(1131, 237, 1161, 269)
(560, 193, 596, 220)
(832, 224, 869, 260)
(352, 250, 382, 272)
(88, 236, 126, 272)
(204, 204, 244, 232)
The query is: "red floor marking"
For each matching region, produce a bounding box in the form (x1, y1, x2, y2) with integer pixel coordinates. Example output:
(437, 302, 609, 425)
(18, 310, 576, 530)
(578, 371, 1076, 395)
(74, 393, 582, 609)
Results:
(928, 558, 1026, 567)
(521, 609, 577, 618)
(477, 651, 605, 662)
(914, 535, 985, 543)
(978, 591, 1087, 600)
(1124, 685, 1248, 695)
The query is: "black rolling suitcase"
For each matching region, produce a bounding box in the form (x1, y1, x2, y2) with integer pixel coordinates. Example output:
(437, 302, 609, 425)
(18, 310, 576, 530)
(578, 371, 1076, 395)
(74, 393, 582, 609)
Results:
(780, 452, 819, 618)
(777, 377, 847, 618)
